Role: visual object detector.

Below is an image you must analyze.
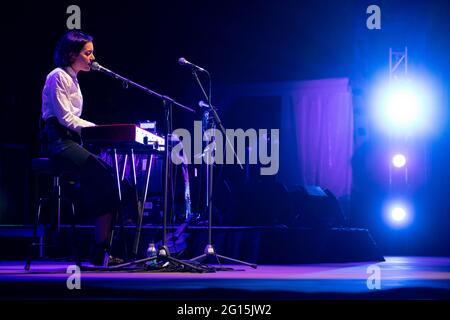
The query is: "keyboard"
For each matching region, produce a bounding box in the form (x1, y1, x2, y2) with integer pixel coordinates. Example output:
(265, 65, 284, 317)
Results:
(81, 124, 165, 150)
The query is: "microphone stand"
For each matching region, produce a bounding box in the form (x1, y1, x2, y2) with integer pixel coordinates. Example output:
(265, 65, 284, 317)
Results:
(188, 69, 257, 269)
(95, 66, 206, 272)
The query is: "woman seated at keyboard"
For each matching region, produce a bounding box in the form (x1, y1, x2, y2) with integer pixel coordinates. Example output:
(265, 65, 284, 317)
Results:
(41, 30, 126, 267)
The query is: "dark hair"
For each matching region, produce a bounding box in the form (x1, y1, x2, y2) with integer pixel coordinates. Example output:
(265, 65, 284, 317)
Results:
(53, 30, 93, 68)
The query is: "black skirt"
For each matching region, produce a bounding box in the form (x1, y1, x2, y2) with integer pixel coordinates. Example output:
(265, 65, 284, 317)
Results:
(43, 117, 119, 218)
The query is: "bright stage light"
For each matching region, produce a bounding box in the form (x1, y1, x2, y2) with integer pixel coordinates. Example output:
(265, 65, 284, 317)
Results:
(392, 154, 406, 168)
(380, 81, 423, 132)
(371, 76, 438, 136)
(391, 207, 406, 221)
(384, 201, 413, 228)
(385, 86, 420, 129)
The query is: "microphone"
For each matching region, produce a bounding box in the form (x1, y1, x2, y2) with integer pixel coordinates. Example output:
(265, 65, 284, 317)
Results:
(90, 61, 116, 76)
(198, 100, 209, 108)
(199, 100, 219, 111)
(178, 57, 207, 73)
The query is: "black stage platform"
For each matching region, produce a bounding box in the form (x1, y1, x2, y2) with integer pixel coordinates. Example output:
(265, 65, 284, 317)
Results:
(0, 257, 449, 300)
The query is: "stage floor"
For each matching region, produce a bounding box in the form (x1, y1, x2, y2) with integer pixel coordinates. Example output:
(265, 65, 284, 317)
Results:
(0, 256, 449, 300)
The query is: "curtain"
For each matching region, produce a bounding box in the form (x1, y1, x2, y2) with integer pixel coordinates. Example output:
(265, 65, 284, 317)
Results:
(221, 78, 353, 198)
(280, 78, 353, 197)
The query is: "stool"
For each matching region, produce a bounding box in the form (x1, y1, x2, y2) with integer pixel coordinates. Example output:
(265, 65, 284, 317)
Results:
(25, 157, 80, 270)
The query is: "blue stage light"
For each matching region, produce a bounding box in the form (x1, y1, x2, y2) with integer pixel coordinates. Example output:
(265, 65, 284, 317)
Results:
(371, 76, 439, 136)
(392, 153, 406, 168)
(391, 207, 407, 221)
(384, 201, 413, 228)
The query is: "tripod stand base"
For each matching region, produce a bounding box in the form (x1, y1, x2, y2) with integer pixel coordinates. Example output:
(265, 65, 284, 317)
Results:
(107, 247, 209, 272)
(190, 245, 257, 269)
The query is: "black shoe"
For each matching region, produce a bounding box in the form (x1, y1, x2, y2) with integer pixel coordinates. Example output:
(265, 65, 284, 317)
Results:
(90, 252, 107, 266)
(89, 242, 108, 266)
(90, 253, 125, 267)
(90, 242, 125, 267)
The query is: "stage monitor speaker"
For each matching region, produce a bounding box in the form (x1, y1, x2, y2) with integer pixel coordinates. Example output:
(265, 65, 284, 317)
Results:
(286, 185, 345, 228)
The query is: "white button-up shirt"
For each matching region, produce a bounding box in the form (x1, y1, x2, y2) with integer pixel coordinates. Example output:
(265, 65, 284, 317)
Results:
(42, 67, 95, 134)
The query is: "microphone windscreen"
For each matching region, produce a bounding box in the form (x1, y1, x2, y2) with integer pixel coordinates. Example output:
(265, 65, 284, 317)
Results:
(90, 61, 100, 71)
(178, 57, 187, 65)
(198, 100, 208, 108)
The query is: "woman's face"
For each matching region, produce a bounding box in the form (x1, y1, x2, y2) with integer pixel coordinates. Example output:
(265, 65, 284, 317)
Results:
(71, 41, 95, 73)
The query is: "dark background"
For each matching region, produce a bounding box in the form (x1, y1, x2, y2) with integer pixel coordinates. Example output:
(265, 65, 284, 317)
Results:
(1, 0, 450, 255)
(2, 1, 448, 142)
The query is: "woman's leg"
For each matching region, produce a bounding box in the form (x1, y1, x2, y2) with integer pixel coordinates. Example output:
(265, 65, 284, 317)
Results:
(50, 140, 119, 264)
(95, 213, 113, 246)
